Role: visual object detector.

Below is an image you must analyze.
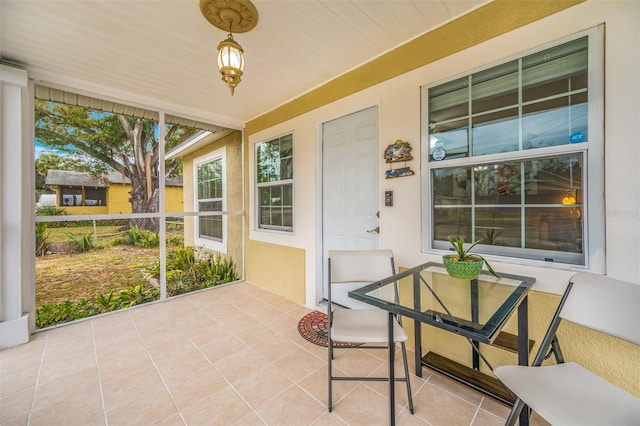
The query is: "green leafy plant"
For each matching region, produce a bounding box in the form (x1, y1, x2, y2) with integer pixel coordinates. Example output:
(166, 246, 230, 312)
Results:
(127, 225, 143, 246)
(96, 284, 159, 311)
(35, 222, 50, 256)
(165, 274, 197, 296)
(169, 246, 197, 270)
(200, 252, 238, 285)
(112, 284, 158, 309)
(36, 206, 68, 229)
(446, 236, 500, 278)
(66, 232, 93, 252)
(95, 292, 116, 312)
(127, 225, 160, 247)
(36, 205, 67, 217)
(148, 246, 239, 296)
(166, 233, 184, 246)
(36, 299, 99, 329)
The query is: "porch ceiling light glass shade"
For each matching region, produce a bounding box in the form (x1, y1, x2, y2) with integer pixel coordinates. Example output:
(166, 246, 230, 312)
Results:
(199, 0, 258, 96)
(217, 34, 244, 95)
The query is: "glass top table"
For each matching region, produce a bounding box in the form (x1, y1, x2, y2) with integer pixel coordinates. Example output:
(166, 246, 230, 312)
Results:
(348, 262, 536, 425)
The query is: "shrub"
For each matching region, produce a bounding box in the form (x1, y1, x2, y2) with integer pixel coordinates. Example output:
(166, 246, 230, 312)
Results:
(36, 299, 98, 329)
(127, 225, 160, 247)
(196, 252, 238, 286)
(148, 246, 239, 296)
(95, 292, 116, 312)
(37, 283, 160, 328)
(35, 222, 50, 256)
(96, 284, 159, 311)
(166, 233, 184, 246)
(66, 232, 93, 252)
(170, 246, 197, 270)
(165, 272, 197, 296)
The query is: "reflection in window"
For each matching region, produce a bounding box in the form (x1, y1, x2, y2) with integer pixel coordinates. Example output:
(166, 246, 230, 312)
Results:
(423, 34, 597, 266)
(427, 37, 588, 161)
(256, 134, 294, 231)
(431, 154, 583, 259)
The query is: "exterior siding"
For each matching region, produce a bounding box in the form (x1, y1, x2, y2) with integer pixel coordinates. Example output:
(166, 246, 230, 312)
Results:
(182, 130, 244, 275)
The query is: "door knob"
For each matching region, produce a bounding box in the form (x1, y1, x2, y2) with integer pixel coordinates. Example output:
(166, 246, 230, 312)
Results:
(367, 226, 380, 234)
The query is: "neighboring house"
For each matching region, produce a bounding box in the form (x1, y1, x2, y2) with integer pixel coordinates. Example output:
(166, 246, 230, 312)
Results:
(44, 169, 183, 214)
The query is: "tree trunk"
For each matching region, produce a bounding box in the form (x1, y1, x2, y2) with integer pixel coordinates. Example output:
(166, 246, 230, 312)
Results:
(129, 172, 159, 232)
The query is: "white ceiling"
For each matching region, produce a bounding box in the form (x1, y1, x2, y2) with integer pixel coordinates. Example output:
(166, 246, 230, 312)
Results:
(1, 0, 487, 130)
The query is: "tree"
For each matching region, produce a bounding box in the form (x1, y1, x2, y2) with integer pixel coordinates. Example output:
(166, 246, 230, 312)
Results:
(35, 100, 194, 230)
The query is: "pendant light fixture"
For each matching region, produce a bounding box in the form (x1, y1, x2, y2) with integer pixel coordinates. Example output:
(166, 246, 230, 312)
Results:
(199, 0, 258, 95)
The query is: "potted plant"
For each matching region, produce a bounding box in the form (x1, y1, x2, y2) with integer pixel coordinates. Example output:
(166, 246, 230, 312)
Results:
(442, 236, 500, 279)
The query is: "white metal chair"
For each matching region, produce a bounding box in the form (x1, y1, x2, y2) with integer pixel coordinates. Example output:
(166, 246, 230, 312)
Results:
(327, 249, 414, 414)
(494, 272, 640, 426)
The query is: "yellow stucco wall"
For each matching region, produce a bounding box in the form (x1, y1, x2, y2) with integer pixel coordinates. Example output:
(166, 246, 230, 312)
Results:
(182, 131, 244, 273)
(61, 206, 109, 215)
(165, 186, 184, 213)
(110, 184, 182, 214)
(398, 279, 640, 398)
(107, 184, 132, 213)
(245, 240, 306, 304)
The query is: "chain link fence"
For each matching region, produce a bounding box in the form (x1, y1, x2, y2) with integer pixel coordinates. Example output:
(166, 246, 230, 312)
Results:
(36, 217, 184, 255)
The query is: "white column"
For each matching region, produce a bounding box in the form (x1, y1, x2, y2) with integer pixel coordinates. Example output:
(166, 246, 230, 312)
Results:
(0, 64, 33, 349)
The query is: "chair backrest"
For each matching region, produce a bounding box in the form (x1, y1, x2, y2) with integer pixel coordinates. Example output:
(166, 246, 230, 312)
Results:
(328, 249, 395, 309)
(560, 272, 640, 345)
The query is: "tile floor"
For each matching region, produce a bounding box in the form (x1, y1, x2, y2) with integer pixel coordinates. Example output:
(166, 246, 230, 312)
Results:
(0, 281, 548, 426)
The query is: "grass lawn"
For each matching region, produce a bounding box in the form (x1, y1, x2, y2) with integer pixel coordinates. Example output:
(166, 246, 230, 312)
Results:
(36, 245, 159, 306)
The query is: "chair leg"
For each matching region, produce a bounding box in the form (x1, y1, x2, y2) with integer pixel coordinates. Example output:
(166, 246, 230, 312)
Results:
(328, 339, 333, 412)
(505, 398, 525, 426)
(400, 341, 414, 414)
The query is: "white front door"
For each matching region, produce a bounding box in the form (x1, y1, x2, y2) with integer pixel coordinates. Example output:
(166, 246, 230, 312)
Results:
(321, 106, 380, 302)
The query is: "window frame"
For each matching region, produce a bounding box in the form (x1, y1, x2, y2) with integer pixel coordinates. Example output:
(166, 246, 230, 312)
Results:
(60, 187, 83, 207)
(421, 27, 605, 272)
(59, 186, 107, 207)
(255, 133, 294, 233)
(193, 147, 227, 253)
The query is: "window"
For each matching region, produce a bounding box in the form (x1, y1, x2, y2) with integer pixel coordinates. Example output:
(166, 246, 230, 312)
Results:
(422, 31, 604, 268)
(195, 149, 225, 251)
(85, 188, 107, 206)
(60, 187, 107, 206)
(61, 188, 82, 206)
(256, 134, 293, 232)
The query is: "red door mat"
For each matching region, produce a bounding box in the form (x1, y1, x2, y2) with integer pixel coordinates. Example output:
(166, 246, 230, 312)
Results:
(297, 310, 361, 347)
